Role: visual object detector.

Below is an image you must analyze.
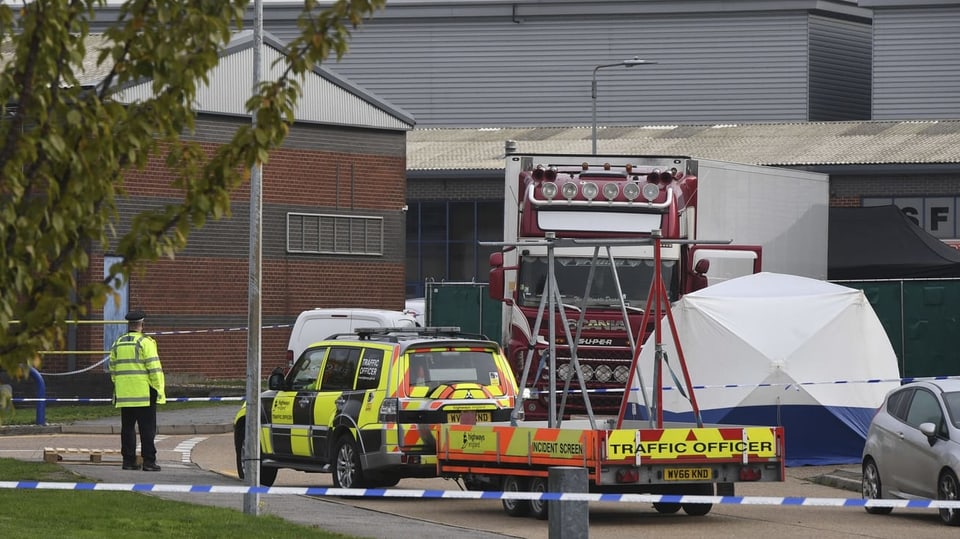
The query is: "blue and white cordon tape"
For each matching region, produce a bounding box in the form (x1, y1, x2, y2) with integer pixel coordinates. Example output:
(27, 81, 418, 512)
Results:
(14, 375, 960, 403)
(1, 481, 960, 509)
(526, 374, 960, 396)
(13, 396, 245, 403)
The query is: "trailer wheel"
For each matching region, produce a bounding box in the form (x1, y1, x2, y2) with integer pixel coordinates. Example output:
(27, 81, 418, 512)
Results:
(681, 483, 714, 516)
(501, 476, 531, 517)
(652, 502, 682, 514)
(528, 477, 548, 520)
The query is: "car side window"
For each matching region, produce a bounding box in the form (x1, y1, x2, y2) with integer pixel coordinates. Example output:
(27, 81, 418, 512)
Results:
(886, 388, 913, 421)
(904, 389, 943, 431)
(320, 346, 362, 391)
(355, 348, 385, 391)
(289, 347, 328, 390)
(945, 392, 960, 429)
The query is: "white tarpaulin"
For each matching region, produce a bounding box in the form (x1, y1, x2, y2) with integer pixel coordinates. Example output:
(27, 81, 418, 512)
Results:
(625, 272, 900, 465)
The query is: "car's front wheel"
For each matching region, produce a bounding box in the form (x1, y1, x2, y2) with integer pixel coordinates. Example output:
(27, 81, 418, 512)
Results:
(862, 458, 893, 515)
(233, 420, 245, 480)
(234, 418, 277, 487)
(938, 470, 960, 526)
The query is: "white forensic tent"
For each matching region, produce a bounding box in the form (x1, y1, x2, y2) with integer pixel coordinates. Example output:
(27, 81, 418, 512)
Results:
(625, 272, 900, 466)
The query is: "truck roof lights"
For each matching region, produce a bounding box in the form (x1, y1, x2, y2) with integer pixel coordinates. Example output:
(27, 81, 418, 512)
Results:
(581, 182, 599, 201)
(523, 177, 674, 207)
(541, 182, 558, 200)
(641, 182, 661, 202)
(602, 183, 620, 201)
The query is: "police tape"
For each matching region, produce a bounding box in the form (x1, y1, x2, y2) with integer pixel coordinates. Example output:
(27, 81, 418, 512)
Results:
(146, 323, 292, 337)
(525, 374, 960, 396)
(12, 396, 244, 403)
(15, 373, 960, 402)
(1, 480, 959, 508)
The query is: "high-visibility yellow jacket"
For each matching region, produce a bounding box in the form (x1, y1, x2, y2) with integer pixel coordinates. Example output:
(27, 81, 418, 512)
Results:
(109, 331, 166, 407)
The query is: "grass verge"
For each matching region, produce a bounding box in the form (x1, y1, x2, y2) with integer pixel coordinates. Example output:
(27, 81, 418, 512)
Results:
(0, 458, 353, 539)
(4, 399, 239, 426)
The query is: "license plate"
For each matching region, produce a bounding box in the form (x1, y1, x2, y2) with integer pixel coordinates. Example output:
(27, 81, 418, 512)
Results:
(447, 411, 492, 424)
(663, 468, 712, 481)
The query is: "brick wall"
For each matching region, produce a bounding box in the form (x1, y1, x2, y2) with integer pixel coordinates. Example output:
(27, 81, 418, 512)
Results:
(60, 117, 407, 380)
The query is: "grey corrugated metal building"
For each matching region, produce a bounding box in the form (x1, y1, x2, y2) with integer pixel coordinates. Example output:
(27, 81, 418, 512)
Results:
(864, 0, 960, 119)
(258, 0, 873, 126)
(90, 1, 960, 297)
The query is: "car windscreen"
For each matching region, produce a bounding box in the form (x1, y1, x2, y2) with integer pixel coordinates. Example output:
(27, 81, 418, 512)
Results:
(407, 348, 503, 390)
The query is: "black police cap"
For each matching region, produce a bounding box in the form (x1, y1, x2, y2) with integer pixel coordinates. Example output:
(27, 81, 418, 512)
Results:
(125, 310, 146, 322)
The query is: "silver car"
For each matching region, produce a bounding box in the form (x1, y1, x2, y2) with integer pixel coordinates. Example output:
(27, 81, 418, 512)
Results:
(862, 379, 960, 526)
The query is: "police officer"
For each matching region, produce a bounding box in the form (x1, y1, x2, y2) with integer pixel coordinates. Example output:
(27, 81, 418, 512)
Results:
(109, 310, 166, 471)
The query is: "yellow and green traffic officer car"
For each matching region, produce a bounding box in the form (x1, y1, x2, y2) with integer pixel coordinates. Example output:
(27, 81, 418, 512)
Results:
(234, 326, 520, 488)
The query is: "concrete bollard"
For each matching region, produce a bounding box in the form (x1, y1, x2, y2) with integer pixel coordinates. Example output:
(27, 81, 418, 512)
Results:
(548, 466, 588, 539)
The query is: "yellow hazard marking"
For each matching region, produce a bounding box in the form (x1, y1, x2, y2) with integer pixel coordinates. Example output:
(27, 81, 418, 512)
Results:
(606, 427, 778, 460)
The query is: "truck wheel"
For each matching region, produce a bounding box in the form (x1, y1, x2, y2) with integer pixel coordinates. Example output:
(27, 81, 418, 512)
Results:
(501, 476, 531, 517)
(681, 483, 713, 516)
(528, 477, 549, 520)
(652, 502, 682, 514)
(234, 418, 277, 487)
(333, 435, 366, 489)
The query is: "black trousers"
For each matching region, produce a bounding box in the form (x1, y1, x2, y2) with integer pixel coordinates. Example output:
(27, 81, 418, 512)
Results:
(120, 389, 158, 465)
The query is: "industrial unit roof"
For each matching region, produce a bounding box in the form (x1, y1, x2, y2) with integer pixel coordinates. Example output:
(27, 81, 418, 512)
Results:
(45, 31, 415, 131)
(406, 120, 960, 171)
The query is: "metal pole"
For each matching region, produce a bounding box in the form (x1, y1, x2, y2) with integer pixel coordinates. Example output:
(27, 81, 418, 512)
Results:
(546, 234, 557, 427)
(591, 57, 657, 155)
(242, 0, 264, 516)
(591, 70, 599, 155)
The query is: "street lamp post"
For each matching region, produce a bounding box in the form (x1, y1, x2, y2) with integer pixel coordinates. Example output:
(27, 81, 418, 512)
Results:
(592, 57, 656, 155)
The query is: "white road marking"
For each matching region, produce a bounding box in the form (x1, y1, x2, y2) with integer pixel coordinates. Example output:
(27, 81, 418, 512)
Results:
(172, 436, 207, 463)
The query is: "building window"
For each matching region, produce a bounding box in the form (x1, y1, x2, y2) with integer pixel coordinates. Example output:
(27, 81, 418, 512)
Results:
(287, 212, 383, 255)
(405, 200, 503, 297)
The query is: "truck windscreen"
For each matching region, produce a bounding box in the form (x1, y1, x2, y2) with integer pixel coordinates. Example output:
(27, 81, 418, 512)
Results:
(516, 256, 678, 309)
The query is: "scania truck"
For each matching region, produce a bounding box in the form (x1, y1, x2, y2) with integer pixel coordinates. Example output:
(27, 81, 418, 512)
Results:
(488, 147, 829, 420)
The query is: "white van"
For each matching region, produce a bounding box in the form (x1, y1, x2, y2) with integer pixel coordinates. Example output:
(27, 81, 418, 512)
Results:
(403, 297, 426, 326)
(286, 308, 418, 365)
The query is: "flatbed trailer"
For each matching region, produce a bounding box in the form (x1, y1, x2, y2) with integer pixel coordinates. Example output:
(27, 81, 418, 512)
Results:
(447, 227, 787, 519)
(436, 420, 786, 518)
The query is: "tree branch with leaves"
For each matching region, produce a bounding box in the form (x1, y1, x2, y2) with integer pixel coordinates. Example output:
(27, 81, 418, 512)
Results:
(0, 0, 386, 376)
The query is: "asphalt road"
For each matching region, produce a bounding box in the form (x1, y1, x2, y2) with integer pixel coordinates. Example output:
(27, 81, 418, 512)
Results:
(2, 430, 953, 538)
